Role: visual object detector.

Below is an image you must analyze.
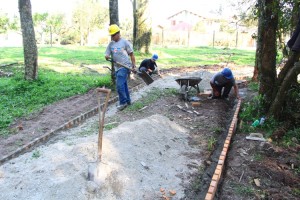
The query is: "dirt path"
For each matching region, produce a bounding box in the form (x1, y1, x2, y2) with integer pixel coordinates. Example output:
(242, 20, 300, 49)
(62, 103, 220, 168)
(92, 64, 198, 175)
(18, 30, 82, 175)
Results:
(0, 64, 252, 158)
(217, 125, 300, 200)
(0, 66, 253, 199)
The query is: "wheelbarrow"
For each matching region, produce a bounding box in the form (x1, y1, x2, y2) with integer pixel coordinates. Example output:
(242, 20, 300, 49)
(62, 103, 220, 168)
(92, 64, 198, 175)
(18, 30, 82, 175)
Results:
(175, 77, 202, 100)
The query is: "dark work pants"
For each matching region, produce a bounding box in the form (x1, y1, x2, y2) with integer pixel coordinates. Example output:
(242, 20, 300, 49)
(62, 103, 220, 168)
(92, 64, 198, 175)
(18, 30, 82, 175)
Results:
(210, 81, 233, 98)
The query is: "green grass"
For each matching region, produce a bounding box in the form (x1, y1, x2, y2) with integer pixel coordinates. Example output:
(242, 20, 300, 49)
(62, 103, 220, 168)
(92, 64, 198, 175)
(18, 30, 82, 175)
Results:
(32, 150, 41, 159)
(0, 66, 110, 136)
(207, 136, 217, 151)
(125, 88, 178, 112)
(281, 128, 300, 147)
(210, 127, 223, 134)
(153, 46, 255, 68)
(248, 81, 259, 91)
(231, 182, 255, 196)
(254, 153, 264, 161)
(104, 122, 119, 130)
(0, 45, 255, 136)
(0, 46, 255, 69)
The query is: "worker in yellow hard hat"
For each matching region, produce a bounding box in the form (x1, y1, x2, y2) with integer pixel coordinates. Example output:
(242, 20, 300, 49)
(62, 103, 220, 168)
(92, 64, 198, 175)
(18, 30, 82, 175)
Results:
(105, 24, 136, 111)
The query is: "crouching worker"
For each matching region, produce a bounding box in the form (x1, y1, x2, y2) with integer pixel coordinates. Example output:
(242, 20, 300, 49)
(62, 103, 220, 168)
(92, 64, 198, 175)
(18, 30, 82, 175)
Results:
(210, 68, 240, 100)
(139, 54, 160, 76)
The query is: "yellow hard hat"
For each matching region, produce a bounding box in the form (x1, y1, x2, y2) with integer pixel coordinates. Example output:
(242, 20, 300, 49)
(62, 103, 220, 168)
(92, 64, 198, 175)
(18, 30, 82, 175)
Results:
(108, 24, 120, 35)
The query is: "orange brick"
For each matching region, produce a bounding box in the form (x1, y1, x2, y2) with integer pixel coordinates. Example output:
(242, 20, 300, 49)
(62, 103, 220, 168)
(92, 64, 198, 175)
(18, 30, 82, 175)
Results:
(208, 186, 215, 193)
(211, 180, 217, 187)
(215, 169, 221, 175)
(198, 93, 210, 98)
(221, 151, 226, 156)
(217, 165, 222, 171)
(223, 147, 228, 153)
(220, 155, 225, 160)
(205, 193, 213, 200)
(191, 102, 201, 107)
(212, 174, 219, 181)
(218, 160, 224, 165)
(224, 143, 229, 148)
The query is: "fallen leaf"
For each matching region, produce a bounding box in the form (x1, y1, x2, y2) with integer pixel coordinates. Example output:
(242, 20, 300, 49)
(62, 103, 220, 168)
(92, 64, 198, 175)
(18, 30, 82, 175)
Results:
(17, 124, 23, 131)
(254, 178, 260, 187)
(160, 188, 165, 193)
(169, 190, 176, 195)
(185, 103, 189, 108)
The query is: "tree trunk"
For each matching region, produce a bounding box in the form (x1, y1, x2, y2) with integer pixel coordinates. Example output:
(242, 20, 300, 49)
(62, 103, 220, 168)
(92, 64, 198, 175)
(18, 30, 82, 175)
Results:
(132, 0, 151, 52)
(291, 1, 300, 32)
(109, 0, 119, 84)
(109, 0, 119, 25)
(258, 0, 279, 110)
(132, 0, 137, 48)
(253, 0, 263, 82)
(18, 0, 38, 80)
(252, 65, 259, 82)
(269, 62, 300, 119)
(277, 51, 300, 86)
(50, 26, 53, 47)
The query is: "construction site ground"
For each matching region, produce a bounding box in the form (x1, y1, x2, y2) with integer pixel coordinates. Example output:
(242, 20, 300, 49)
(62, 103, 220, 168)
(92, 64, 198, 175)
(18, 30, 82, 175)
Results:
(1, 65, 299, 200)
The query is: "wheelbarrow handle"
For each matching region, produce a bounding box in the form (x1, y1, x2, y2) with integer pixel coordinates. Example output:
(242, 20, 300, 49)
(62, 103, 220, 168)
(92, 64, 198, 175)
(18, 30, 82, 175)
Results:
(96, 87, 111, 94)
(106, 58, 136, 72)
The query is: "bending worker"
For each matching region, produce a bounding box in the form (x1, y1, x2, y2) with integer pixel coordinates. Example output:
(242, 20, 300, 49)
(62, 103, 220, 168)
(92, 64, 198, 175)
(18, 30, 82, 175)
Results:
(210, 68, 240, 100)
(105, 24, 136, 111)
(139, 54, 160, 76)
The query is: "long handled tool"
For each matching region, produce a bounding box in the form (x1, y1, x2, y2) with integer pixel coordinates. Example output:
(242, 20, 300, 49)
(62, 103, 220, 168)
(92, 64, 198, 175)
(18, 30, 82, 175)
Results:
(107, 58, 154, 85)
(87, 87, 111, 182)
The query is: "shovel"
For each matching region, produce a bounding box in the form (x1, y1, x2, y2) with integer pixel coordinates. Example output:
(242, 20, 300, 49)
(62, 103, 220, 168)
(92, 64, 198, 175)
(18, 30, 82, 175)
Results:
(87, 87, 111, 182)
(107, 58, 154, 85)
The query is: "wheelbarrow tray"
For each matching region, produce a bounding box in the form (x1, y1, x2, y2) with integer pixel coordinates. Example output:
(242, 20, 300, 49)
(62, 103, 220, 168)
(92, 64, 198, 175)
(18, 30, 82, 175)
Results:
(175, 77, 202, 86)
(175, 77, 202, 100)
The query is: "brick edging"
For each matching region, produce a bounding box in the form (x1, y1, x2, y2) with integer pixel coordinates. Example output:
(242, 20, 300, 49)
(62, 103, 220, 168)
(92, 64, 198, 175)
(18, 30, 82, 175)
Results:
(205, 99, 242, 200)
(0, 83, 146, 166)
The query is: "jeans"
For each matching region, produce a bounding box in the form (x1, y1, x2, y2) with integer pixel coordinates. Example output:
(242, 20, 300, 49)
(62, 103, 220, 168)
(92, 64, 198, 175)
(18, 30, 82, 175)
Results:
(210, 81, 233, 98)
(116, 68, 131, 105)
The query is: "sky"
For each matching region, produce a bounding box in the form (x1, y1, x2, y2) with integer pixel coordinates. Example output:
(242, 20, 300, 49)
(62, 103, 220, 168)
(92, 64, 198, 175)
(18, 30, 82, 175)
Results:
(0, 0, 233, 24)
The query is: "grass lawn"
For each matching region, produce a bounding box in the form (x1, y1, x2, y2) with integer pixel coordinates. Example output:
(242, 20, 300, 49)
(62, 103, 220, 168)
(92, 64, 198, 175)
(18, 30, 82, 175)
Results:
(0, 45, 255, 136)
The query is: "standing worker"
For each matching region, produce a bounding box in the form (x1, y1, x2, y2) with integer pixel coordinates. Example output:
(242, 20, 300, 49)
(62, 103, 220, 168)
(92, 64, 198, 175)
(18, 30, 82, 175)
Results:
(139, 54, 160, 76)
(105, 24, 136, 111)
(210, 68, 241, 100)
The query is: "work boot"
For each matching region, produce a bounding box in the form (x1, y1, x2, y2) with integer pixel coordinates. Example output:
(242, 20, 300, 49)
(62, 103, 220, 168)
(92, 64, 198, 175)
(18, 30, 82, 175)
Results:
(117, 104, 127, 111)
